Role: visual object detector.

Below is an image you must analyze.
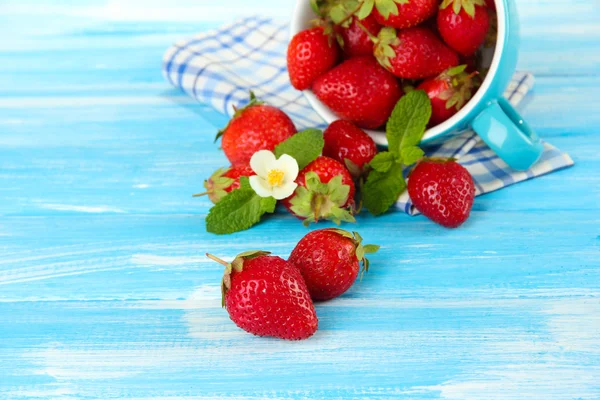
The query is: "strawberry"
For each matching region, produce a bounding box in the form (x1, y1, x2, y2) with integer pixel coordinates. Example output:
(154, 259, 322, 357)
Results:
(323, 120, 377, 177)
(417, 65, 478, 126)
(485, 0, 496, 10)
(372, 0, 438, 29)
(437, 0, 491, 57)
(193, 165, 255, 204)
(312, 56, 403, 129)
(407, 159, 475, 228)
(374, 26, 459, 80)
(335, 14, 382, 58)
(217, 93, 296, 166)
(207, 251, 318, 340)
(288, 229, 379, 301)
(283, 156, 356, 225)
(287, 27, 340, 91)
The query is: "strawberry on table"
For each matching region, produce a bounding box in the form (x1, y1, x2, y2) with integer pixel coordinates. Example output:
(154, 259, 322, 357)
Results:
(193, 165, 255, 204)
(217, 93, 296, 166)
(312, 56, 403, 129)
(417, 64, 478, 126)
(288, 229, 379, 301)
(283, 156, 356, 225)
(287, 26, 340, 91)
(437, 0, 491, 56)
(372, 0, 439, 29)
(374, 26, 459, 80)
(323, 120, 377, 177)
(207, 251, 318, 340)
(335, 14, 382, 58)
(407, 158, 475, 228)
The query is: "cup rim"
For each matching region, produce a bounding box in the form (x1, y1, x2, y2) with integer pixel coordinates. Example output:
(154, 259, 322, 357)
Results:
(290, 0, 506, 145)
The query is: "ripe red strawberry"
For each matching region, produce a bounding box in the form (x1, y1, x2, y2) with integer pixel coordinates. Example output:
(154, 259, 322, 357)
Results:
(335, 14, 382, 58)
(417, 65, 478, 126)
(437, 0, 491, 57)
(207, 251, 318, 340)
(372, 0, 438, 29)
(283, 156, 356, 225)
(287, 27, 340, 91)
(217, 93, 296, 166)
(288, 229, 379, 301)
(407, 159, 475, 228)
(485, 0, 496, 10)
(323, 120, 377, 177)
(374, 26, 459, 80)
(193, 165, 255, 204)
(312, 56, 402, 129)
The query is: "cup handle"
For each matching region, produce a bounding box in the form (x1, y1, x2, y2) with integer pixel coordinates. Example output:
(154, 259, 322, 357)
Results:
(471, 97, 544, 171)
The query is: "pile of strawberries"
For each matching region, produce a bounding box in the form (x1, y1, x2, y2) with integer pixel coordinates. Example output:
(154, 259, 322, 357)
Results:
(288, 0, 496, 128)
(196, 0, 497, 233)
(208, 228, 379, 340)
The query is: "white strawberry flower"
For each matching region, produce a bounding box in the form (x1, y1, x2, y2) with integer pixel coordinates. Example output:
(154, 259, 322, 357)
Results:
(249, 150, 299, 200)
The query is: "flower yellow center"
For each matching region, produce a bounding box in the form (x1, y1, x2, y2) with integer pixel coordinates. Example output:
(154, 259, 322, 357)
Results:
(267, 169, 285, 187)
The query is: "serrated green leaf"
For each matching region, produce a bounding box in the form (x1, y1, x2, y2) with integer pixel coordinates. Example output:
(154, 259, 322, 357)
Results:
(368, 152, 396, 173)
(357, 0, 375, 19)
(205, 179, 276, 235)
(363, 162, 406, 216)
(274, 128, 324, 170)
(400, 146, 425, 165)
(386, 90, 432, 164)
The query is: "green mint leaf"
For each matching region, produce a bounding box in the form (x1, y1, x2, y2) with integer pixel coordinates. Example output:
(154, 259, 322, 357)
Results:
(363, 162, 406, 216)
(400, 146, 424, 165)
(274, 128, 324, 170)
(206, 178, 276, 235)
(386, 90, 432, 163)
(368, 152, 396, 173)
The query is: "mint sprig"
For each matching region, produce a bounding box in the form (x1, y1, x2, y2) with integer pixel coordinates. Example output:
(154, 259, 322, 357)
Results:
(206, 177, 276, 235)
(386, 89, 432, 163)
(275, 128, 324, 170)
(363, 90, 432, 216)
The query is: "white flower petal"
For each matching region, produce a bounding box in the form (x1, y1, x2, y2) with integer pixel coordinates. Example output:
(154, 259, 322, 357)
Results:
(271, 182, 298, 200)
(274, 154, 299, 184)
(250, 150, 276, 178)
(249, 175, 274, 198)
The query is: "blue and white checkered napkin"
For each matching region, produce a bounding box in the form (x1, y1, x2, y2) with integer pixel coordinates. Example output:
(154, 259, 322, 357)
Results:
(163, 16, 574, 215)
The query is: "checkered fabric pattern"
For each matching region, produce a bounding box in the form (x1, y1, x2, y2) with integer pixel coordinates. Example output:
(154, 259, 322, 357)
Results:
(163, 16, 574, 215)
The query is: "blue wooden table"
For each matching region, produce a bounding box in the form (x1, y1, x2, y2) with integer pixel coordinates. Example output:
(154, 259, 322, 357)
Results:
(1, 1, 599, 398)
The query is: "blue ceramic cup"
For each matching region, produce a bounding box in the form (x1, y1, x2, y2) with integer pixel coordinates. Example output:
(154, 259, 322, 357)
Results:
(291, 0, 544, 171)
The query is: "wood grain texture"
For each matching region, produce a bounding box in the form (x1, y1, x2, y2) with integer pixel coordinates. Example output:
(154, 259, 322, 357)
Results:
(1, 0, 599, 399)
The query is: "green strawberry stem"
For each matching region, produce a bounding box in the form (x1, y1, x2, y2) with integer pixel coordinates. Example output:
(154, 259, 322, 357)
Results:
(192, 192, 208, 197)
(354, 19, 379, 42)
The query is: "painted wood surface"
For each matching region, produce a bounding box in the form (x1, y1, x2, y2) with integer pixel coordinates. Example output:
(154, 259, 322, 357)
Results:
(1, 0, 599, 398)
